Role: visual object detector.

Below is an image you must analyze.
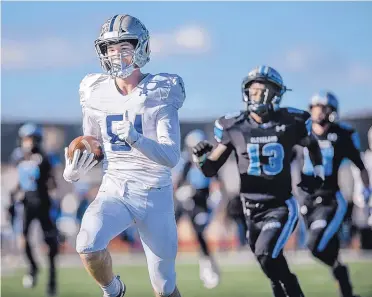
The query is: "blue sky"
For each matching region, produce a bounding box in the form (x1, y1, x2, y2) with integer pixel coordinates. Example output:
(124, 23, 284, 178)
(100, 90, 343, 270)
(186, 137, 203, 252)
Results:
(2, 1, 372, 123)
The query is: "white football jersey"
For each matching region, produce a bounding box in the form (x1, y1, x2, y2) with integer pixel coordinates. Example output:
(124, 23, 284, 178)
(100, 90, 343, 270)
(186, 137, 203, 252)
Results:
(79, 72, 186, 187)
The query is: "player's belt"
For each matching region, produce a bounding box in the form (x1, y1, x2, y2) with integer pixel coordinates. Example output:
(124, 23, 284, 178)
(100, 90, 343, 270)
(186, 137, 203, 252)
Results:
(242, 197, 286, 210)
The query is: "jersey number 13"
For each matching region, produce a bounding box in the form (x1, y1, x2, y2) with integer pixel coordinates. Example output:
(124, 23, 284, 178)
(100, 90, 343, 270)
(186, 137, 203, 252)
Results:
(247, 143, 284, 176)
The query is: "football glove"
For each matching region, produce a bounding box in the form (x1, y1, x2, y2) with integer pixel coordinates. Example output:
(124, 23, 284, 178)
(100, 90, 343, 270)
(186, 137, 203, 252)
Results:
(192, 140, 213, 163)
(297, 174, 324, 194)
(116, 111, 140, 145)
(63, 148, 97, 183)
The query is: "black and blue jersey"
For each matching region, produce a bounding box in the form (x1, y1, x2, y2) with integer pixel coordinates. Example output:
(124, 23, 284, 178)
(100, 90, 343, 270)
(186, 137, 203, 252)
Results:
(214, 108, 312, 202)
(302, 122, 365, 194)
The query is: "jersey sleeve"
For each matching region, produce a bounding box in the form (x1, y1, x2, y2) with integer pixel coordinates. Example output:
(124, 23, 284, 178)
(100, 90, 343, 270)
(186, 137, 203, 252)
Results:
(155, 74, 186, 110)
(286, 108, 312, 144)
(343, 127, 365, 171)
(214, 112, 242, 145)
(132, 104, 181, 168)
(79, 74, 102, 142)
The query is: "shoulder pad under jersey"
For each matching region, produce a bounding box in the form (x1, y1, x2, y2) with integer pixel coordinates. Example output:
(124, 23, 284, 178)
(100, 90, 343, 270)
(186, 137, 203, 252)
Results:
(214, 111, 245, 143)
(337, 122, 360, 149)
(280, 107, 310, 123)
(79, 73, 109, 107)
(142, 73, 186, 110)
(217, 111, 246, 129)
(338, 122, 355, 133)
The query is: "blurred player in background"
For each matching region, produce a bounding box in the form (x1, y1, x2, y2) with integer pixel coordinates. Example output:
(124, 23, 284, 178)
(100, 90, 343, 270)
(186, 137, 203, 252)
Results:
(8, 123, 59, 296)
(62, 14, 185, 297)
(350, 126, 372, 249)
(298, 92, 371, 297)
(173, 129, 220, 289)
(225, 194, 248, 248)
(192, 65, 324, 297)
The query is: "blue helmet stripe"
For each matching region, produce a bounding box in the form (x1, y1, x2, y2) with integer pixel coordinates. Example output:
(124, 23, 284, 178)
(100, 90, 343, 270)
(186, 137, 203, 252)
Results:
(109, 15, 119, 32)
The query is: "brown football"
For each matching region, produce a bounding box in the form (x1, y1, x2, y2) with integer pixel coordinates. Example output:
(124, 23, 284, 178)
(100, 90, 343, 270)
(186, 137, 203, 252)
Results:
(67, 136, 104, 162)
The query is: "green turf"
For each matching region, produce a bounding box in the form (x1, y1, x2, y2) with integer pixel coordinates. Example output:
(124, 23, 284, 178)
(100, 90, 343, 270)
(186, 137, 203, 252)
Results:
(2, 262, 372, 297)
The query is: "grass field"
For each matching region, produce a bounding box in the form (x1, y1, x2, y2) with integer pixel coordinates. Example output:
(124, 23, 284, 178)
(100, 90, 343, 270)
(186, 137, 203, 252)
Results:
(2, 261, 372, 297)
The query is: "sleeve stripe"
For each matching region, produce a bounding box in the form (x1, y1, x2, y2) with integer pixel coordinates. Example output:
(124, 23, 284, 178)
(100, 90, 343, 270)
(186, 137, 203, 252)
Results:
(351, 132, 361, 151)
(305, 118, 312, 134)
(214, 120, 223, 143)
(214, 119, 223, 130)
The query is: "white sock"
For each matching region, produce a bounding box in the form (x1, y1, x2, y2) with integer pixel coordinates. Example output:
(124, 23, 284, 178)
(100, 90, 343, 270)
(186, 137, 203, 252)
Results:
(102, 276, 121, 297)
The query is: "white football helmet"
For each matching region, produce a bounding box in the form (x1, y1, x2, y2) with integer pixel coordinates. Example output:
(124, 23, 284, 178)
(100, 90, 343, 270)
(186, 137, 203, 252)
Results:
(95, 14, 150, 79)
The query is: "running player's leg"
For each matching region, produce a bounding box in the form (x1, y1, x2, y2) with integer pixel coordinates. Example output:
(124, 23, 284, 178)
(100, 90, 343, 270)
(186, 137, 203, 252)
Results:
(38, 203, 59, 296)
(188, 205, 219, 288)
(306, 192, 357, 297)
(22, 204, 39, 288)
(136, 185, 180, 297)
(242, 198, 289, 297)
(76, 193, 133, 297)
(254, 198, 304, 297)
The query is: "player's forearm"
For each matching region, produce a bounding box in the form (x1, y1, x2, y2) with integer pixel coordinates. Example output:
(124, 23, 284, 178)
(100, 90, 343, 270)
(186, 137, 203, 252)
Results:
(303, 135, 323, 167)
(132, 135, 180, 168)
(198, 158, 220, 177)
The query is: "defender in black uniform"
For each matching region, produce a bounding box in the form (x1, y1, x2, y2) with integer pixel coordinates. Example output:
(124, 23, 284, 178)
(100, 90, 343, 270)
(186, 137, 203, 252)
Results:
(9, 123, 59, 296)
(299, 92, 371, 297)
(192, 66, 324, 297)
(174, 129, 220, 289)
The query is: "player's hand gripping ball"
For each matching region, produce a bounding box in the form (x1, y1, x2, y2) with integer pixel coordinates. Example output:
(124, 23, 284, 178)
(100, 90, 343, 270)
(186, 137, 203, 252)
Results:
(63, 136, 103, 183)
(67, 135, 104, 162)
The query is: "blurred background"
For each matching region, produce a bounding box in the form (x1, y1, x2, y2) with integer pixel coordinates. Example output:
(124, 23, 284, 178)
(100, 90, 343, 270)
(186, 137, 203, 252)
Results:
(1, 1, 372, 297)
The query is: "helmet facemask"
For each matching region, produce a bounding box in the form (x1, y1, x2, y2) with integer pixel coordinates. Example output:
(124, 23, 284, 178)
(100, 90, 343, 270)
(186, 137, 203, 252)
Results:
(309, 91, 339, 126)
(95, 15, 151, 79)
(310, 104, 337, 126)
(95, 38, 143, 79)
(243, 80, 282, 121)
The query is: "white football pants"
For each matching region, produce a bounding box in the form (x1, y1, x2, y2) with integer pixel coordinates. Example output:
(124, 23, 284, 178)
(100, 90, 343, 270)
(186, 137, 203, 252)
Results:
(76, 173, 178, 295)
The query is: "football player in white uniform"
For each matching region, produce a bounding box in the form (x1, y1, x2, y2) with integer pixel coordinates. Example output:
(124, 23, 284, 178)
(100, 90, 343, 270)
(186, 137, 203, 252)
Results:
(63, 14, 185, 297)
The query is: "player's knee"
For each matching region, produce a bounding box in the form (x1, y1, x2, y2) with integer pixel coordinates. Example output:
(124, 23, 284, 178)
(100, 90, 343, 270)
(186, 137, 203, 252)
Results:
(149, 259, 176, 296)
(76, 227, 108, 253)
(306, 223, 326, 253)
(79, 249, 106, 266)
(257, 254, 280, 281)
(306, 235, 318, 254)
(76, 213, 110, 253)
(45, 234, 59, 257)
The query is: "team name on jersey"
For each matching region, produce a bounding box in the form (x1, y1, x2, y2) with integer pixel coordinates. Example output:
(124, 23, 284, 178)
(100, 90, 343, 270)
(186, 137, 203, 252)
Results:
(250, 136, 278, 143)
(318, 140, 332, 149)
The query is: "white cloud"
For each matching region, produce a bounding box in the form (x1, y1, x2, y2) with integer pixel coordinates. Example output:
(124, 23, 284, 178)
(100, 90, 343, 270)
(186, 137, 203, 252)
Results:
(175, 26, 210, 51)
(151, 25, 210, 56)
(282, 47, 316, 72)
(2, 38, 95, 70)
(270, 45, 372, 87)
(2, 25, 211, 70)
(348, 63, 372, 85)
